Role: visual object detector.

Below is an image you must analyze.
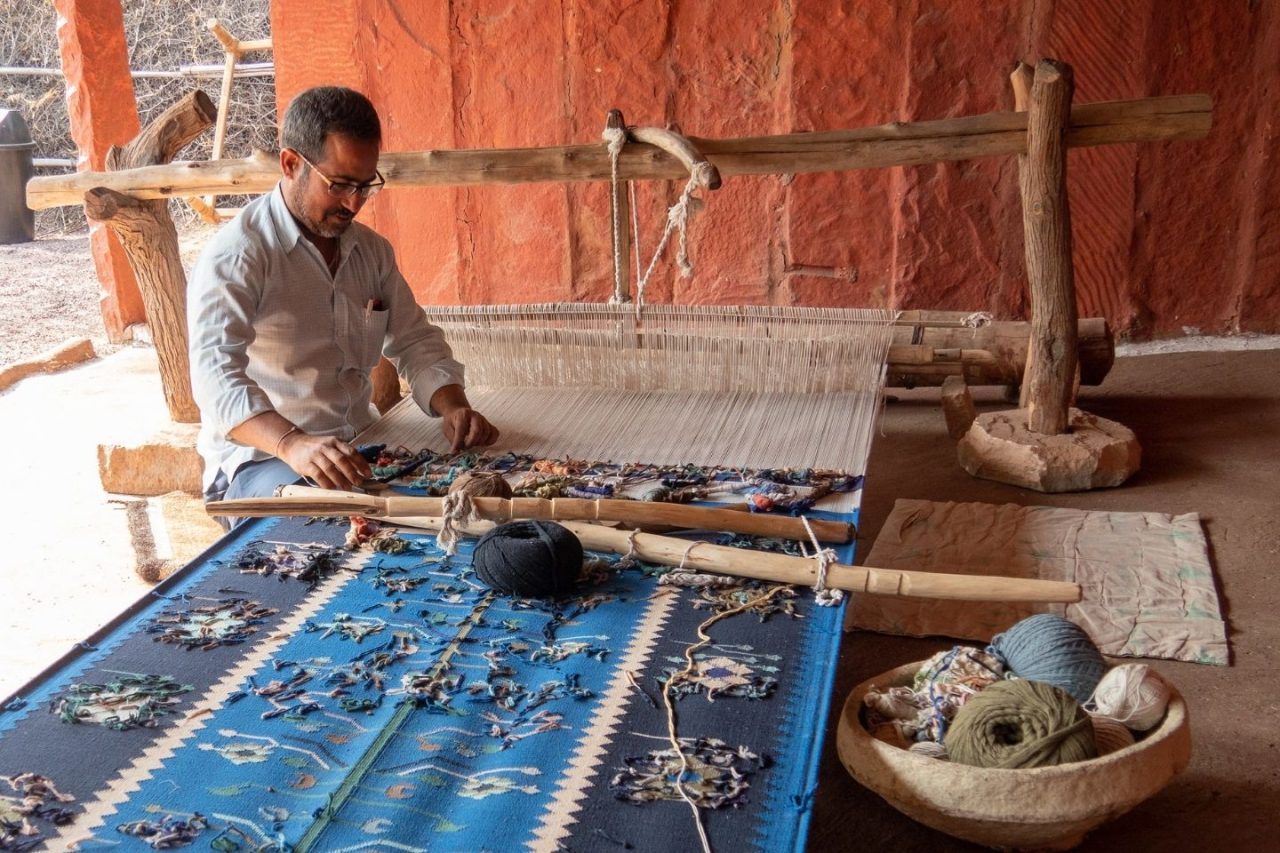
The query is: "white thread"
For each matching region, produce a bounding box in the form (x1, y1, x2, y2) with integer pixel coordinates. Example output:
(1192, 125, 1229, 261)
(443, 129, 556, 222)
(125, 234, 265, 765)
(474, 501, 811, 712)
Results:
(437, 491, 477, 556)
(801, 515, 843, 606)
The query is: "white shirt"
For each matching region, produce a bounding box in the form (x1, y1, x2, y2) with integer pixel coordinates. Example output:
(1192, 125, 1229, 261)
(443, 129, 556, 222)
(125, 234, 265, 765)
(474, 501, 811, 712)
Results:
(187, 185, 464, 491)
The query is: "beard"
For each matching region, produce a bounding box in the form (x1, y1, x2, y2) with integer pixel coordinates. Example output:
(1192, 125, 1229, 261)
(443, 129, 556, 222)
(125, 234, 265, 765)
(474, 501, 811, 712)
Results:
(287, 181, 355, 239)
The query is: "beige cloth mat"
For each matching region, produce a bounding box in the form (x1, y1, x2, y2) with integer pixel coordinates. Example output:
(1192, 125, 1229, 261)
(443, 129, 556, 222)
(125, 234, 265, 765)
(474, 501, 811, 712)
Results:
(846, 500, 1228, 665)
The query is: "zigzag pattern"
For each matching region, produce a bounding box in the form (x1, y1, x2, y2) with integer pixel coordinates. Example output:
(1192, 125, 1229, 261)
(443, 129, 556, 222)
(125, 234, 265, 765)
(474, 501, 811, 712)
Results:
(525, 589, 680, 852)
(59, 551, 373, 850)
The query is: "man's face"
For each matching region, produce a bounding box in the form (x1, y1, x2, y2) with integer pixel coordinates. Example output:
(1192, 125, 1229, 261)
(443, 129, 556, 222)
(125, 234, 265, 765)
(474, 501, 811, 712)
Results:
(282, 133, 381, 239)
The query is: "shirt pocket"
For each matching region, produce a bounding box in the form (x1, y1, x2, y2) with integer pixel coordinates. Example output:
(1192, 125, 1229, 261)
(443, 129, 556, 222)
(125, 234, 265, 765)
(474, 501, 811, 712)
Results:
(360, 307, 390, 370)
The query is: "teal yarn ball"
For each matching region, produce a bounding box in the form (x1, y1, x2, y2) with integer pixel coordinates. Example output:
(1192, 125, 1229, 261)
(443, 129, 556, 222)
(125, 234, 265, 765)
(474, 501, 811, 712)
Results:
(987, 614, 1107, 704)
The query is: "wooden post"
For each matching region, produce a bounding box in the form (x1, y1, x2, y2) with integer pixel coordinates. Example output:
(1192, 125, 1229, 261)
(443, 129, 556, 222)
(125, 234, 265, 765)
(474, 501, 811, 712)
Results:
(604, 110, 632, 302)
(1018, 60, 1078, 436)
(83, 91, 216, 424)
(200, 18, 272, 219)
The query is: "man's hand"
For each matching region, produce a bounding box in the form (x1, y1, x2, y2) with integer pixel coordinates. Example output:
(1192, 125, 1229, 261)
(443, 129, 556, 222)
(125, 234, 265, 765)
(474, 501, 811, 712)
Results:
(277, 431, 372, 490)
(441, 407, 499, 452)
(430, 384, 499, 452)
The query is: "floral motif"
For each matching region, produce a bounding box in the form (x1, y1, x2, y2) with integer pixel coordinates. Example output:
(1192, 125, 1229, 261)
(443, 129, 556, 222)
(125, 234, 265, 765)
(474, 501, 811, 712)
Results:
(610, 738, 763, 809)
(146, 598, 278, 650)
(52, 674, 192, 730)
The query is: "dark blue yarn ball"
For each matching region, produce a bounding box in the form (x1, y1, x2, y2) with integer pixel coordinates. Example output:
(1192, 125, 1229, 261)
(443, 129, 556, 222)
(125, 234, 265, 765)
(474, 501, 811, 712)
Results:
(472, 521, 584, 598)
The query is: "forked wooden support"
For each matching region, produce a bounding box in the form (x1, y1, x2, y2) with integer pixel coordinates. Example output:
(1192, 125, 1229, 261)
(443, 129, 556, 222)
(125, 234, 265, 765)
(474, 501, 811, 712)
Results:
(956, 60, 1141, 492)
(83, 90, 217, 424)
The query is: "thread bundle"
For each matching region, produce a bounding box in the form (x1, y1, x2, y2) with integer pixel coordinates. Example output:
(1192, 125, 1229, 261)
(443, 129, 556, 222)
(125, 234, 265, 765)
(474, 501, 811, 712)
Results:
(864, 613, 1175, 769)
(987, 614, 1109, 704)
(471, 520, 584, 598)
(1086, 664, 1172, 732)
(946, 679, 1098, 769)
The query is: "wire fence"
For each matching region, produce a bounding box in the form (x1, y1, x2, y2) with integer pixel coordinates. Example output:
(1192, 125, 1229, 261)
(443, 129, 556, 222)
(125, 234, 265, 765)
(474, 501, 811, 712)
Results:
(0, 0, 275, 235)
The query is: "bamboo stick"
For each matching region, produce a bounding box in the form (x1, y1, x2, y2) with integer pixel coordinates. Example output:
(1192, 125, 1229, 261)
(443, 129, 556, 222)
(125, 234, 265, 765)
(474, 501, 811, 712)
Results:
(209, 490, 855, 543)
(270, 486, 1079, 604)
(26, 94, 1210, 210)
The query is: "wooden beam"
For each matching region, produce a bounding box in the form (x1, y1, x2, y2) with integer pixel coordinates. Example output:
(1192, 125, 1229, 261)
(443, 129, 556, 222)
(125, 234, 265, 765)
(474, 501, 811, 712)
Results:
(1019, 60, 1078, 436)
(27, 94, 1211, 210)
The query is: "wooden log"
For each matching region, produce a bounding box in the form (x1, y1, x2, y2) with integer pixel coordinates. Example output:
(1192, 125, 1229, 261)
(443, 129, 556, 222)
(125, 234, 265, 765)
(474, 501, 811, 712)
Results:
(886, 315, 1111, 388)
(272, 486, 1080, 604)
(26, 94, 1211, 210)
(1019, 60, 1078, 435)
(83, 90, 216, 424)
(209, 490, 855, 543)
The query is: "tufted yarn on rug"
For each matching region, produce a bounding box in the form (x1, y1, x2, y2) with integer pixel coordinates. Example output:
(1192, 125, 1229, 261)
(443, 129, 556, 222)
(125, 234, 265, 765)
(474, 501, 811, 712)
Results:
(472, 520, 583, 598)
(987, 613, 1108, 704)
(946, 679, 1098, 769)
(1086, 664, 1172, 732)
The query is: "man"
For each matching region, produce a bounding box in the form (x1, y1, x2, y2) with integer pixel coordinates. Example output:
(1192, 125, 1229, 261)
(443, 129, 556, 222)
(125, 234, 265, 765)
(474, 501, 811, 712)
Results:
(189, 86, 497, 527)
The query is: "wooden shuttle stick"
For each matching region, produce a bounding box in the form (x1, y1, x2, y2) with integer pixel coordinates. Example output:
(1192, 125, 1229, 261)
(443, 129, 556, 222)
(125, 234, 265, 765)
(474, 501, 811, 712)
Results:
(209, 489, 855, 543)
(260, 486, 1081, 604)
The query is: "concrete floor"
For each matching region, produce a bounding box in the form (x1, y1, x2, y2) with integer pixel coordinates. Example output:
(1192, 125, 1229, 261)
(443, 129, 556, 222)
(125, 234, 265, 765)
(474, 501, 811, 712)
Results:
(811, 347, 1280, 851)
(0, 344, 1276, 849)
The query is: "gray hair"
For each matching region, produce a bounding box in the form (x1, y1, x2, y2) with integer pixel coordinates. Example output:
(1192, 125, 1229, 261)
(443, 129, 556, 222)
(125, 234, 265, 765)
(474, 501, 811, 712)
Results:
(280, 86, 381, 162)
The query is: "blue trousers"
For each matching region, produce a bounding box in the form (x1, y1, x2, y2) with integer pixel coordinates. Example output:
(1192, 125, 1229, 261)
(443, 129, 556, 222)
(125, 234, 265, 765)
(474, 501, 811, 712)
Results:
(205, 458, 303, 531)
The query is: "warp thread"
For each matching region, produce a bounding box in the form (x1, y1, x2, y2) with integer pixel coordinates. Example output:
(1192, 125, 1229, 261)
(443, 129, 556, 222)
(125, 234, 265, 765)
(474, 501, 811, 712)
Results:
(1086, 664, 1172, 732)
(945, 679, 1098, 769)
(438, 471, 513, 555)
(987, 613, 1108, 704)
(471, 520, 583, 598)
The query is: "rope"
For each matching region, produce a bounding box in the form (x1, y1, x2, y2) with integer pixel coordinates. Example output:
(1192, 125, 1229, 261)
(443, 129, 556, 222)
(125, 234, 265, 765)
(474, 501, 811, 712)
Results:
(800, 515, 843, 606)
(662, 584, 789, 853)
(603, 125, 702, 308)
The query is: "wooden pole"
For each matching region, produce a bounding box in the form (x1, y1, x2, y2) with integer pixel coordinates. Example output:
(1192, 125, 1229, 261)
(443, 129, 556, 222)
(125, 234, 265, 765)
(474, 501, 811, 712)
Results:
(1018, 60, 1078, 436)
(82, 90, 216, 424)
(27, 94, 1211, 210)
(209, 490, 855, 543)
(604, 110, 633, 303)
(271, 486, 1080, 604)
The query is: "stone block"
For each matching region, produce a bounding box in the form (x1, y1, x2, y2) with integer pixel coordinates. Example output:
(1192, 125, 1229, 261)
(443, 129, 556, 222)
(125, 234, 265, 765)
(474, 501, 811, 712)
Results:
(957, 407, 1140, 492)
(98, 421, 203, 496)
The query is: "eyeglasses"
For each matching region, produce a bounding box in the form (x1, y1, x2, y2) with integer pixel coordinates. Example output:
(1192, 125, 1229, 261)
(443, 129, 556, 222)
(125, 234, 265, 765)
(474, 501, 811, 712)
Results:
(293, 150, 385, 200)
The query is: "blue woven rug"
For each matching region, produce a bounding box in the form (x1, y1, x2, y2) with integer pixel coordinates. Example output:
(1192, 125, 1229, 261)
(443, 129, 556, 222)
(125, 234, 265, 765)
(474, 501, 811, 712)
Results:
(1, 501, 855, 851)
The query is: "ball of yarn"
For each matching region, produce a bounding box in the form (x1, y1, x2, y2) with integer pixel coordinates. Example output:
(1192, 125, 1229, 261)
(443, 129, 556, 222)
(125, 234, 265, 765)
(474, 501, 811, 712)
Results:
(1086, 664, 1171, 732)
(448, 471, 513, 499)
(472, 520, 583, 597)
(945, 679, 1098, 769)
(908, 741, 949, 760)
(1089, 713, 1136, 755)
(987, 614, 1108, 704)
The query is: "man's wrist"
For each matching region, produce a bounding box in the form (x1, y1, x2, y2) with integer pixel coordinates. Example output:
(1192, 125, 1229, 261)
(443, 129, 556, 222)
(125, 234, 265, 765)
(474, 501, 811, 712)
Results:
(273, 425, 302, 458)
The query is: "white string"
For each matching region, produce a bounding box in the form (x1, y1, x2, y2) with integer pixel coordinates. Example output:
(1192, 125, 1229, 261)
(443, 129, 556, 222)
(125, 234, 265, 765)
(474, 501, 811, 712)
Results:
(801, 515, 843, 606)
(436, 491, 476, 556)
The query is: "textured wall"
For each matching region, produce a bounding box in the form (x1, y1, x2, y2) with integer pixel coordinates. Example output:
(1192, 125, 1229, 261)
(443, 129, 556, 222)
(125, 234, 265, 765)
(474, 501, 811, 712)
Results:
(271, 0, 1279, 338)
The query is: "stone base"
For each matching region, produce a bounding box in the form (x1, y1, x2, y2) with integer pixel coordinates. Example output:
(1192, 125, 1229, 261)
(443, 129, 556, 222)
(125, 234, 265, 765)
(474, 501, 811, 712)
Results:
(957, 407, 1140, 492)
(98, 421, 203, 496)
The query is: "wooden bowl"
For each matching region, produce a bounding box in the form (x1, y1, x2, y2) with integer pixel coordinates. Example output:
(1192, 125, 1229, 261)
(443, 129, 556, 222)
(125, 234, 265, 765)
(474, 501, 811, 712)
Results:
(836, 661, 1191, 851)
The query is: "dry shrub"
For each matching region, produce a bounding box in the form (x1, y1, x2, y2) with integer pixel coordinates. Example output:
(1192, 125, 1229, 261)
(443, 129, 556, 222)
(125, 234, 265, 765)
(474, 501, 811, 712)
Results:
(0, 0, 275, 235)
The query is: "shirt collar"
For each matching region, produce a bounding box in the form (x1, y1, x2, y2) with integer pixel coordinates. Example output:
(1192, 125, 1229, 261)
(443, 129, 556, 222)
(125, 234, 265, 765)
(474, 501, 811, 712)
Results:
(266, 183, 361, 256)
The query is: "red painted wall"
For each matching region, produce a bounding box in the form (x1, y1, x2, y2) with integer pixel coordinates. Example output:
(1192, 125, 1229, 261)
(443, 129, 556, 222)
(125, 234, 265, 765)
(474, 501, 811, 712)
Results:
(271, 1, 1280, 338)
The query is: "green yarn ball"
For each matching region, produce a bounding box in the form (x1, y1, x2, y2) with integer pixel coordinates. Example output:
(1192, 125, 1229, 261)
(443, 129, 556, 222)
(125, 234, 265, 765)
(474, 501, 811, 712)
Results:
(945, 679, 1099, 769)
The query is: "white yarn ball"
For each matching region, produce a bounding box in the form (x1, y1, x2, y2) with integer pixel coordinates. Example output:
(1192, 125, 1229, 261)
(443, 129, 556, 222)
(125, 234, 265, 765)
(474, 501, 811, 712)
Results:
(1086, 664, 1171, 732)
(908, 740, 949, 760)
(1089, 712, 1137, 755)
